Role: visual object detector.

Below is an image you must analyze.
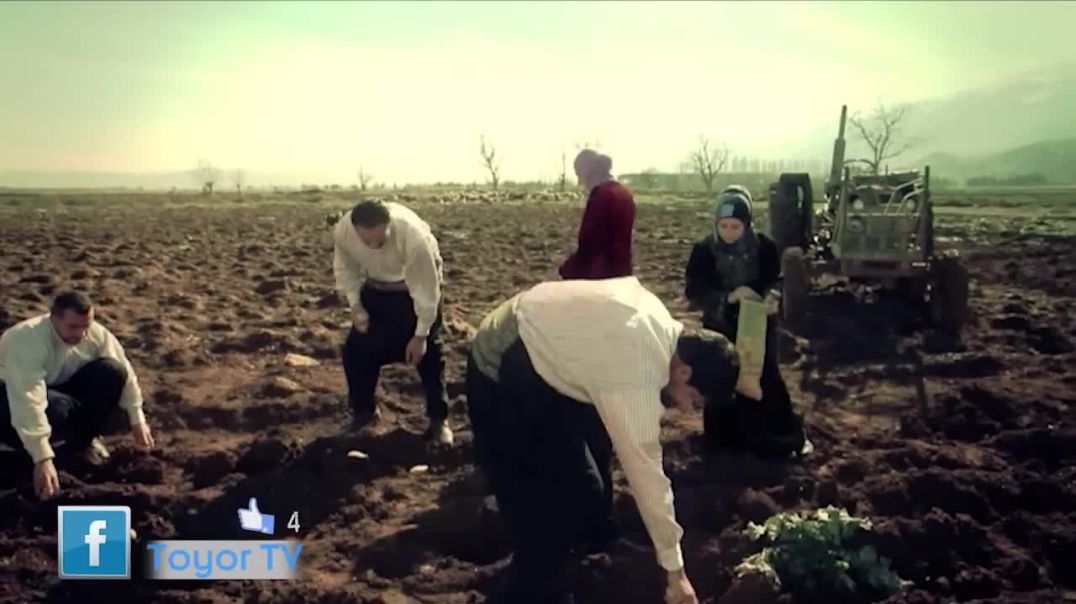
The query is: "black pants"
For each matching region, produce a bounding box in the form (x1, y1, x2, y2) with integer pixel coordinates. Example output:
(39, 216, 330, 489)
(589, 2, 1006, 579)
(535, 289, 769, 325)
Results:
(342, 287, 448, 421)
(0, 358, 127, 456)
(704, 316, 805, 458)
(466, 340, 614, 602)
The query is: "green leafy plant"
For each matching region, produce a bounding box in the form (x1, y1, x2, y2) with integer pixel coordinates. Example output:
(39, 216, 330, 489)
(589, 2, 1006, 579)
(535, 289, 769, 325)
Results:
(734, 506, 908, 601)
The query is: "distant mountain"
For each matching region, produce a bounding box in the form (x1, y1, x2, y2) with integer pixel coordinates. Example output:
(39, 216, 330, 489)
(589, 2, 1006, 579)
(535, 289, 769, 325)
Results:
(789, 62, 1076, 169)
(918, 138, 1076, 184)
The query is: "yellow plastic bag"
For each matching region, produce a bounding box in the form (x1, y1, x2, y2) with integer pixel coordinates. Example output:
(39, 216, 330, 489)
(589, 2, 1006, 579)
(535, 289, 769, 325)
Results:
(734, 299, 768, 401)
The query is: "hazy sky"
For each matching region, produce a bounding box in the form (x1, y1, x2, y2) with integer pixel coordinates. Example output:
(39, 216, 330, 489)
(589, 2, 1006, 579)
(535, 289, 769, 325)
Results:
(2, 1, 1074, 185)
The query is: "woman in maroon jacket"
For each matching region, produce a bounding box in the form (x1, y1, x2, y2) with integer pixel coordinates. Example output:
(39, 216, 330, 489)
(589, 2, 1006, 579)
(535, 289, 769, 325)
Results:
(558, 149, 636, 280)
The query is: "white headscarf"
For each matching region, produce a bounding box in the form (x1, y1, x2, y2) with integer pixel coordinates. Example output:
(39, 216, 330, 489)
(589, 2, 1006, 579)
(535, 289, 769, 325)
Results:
(573, 149, 614, 192)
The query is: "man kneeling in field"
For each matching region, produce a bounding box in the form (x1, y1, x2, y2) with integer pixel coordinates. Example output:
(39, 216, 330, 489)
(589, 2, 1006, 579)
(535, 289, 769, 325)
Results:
(0, 292, 155, 501)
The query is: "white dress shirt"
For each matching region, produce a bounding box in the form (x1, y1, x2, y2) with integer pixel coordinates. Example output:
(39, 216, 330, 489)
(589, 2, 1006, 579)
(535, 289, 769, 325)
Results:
(0, 314, 145, 463)
(332, 202, 443, 337)
(515, 276, 686, 572)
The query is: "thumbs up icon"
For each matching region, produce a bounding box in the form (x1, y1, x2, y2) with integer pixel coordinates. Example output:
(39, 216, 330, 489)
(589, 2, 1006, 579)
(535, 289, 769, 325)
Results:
(237, 497, 276, 535)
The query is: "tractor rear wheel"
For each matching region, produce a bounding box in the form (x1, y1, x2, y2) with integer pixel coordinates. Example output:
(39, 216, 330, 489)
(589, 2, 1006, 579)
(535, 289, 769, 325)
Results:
(769, 177, 810, 256)
(781, 247, 810, 329)
(930, 253, 969, 332)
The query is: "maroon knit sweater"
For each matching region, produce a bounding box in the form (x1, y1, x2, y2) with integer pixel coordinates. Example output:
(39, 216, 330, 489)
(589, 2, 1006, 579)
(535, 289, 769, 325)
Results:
(559, 181, 636, 280)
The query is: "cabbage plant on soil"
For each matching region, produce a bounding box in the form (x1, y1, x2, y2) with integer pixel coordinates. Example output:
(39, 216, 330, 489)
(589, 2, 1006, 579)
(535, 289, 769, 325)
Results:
(734, 506, 910, 602)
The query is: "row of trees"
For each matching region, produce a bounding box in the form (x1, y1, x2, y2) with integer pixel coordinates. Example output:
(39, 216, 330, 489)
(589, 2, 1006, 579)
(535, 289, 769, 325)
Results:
(195, 160, 371, 196)
(195, 160, 244, 196)
(193, 103, 911, 195)
(472, 103, 913, 193)
(479, 136, 604, 192)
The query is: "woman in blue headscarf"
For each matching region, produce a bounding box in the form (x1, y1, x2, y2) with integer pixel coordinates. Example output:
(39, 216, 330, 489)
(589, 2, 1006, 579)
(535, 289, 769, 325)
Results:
(686, 186, 780, 330)
(684, 185, 808, 460)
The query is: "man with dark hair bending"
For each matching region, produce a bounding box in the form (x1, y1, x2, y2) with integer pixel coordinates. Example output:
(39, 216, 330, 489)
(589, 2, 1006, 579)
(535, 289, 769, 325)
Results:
(466, 276, 744, 604)
(332, 199, 452, 444)
(0, 292, 156, 501)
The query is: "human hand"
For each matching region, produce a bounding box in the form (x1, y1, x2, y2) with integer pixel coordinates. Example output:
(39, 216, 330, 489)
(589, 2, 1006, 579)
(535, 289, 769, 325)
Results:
(728, 286, 762, 304)
(351, 304, 370, 333)
(34, 458, 60, 501)
(405, 336, 427, 366)
(764, 291, 780, 316)
(664, 568, 699, 604)
(132, 422, 155, 451)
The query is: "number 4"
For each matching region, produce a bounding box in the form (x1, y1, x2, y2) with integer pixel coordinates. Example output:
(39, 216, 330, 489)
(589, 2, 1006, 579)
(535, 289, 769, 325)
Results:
(288, 511, 300, 533)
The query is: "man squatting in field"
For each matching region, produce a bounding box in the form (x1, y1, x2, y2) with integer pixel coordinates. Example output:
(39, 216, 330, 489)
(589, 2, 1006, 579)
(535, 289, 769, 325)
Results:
(559, 149, 637, 280)
(333, 200, 453, 445)
(0, 291, 156, 501)
(467, 276, 747, 604)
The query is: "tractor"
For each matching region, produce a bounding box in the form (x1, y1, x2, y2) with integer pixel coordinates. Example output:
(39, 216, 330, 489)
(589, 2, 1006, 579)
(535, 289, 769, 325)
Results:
(767, 105, 970, 332)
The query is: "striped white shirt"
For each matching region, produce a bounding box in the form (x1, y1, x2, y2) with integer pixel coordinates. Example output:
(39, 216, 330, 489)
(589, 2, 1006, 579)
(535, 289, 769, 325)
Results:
(332, 202, 443, 337)
(515, 276, 686, 572)
(0, 314, 145, 463)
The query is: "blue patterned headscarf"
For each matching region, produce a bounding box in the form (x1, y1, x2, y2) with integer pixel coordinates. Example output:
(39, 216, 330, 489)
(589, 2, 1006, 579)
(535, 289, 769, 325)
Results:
(713, 189, 754, 254)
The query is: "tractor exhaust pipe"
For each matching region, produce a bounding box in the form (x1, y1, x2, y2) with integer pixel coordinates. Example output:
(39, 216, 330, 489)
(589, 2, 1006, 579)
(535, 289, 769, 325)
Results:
(826, 105, 848, 199)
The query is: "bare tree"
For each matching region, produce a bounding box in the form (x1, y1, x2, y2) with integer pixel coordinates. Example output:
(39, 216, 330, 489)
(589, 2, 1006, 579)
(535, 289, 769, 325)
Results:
(232, 169, 246, 197)
(558, 150, 568, 192)
(479, 135, 500, 191)
(197, 159, 218, 195)
(849, 102, 912, 175)
(690, 137, 730, 193)
(357, 166, 373, 192)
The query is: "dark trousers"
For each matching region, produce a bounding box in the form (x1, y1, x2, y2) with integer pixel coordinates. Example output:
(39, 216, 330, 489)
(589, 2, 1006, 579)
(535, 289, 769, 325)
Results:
(342, 287, 448, 421)
(466, 341, 614, 602)
(0, 358, 127, 455)
(704, 316, 805, 458)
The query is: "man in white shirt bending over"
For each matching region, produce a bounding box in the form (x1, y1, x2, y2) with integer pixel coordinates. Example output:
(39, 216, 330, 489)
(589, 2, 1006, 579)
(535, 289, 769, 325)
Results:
(333, 200, 452, 444)
(466, 276, 744, 604)
(0, 292, 156, 501)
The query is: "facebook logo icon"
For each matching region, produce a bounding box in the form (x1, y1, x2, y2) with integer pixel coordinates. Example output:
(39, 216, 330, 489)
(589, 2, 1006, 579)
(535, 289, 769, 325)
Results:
(57, 506, 131, 579)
